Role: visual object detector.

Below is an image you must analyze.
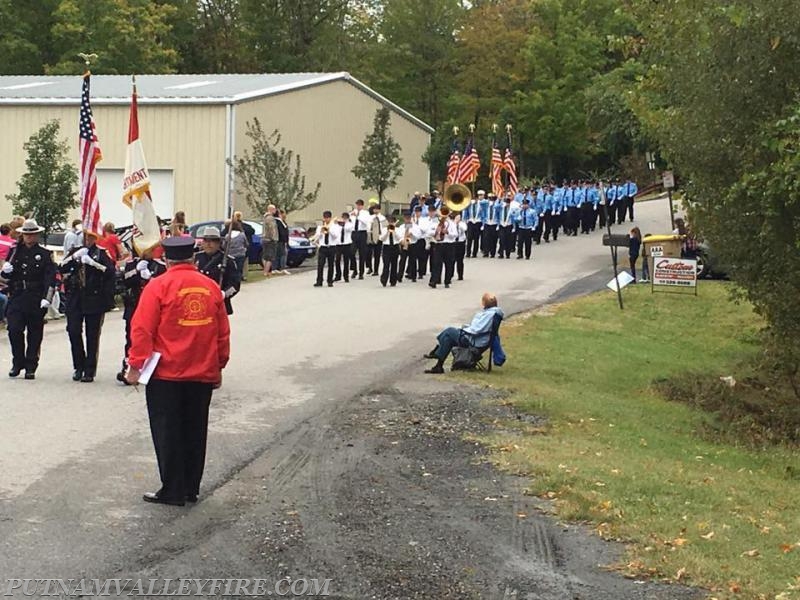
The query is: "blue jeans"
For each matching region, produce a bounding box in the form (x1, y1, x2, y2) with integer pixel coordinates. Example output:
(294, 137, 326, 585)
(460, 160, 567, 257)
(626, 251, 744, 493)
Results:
(436, 327, 467, 360)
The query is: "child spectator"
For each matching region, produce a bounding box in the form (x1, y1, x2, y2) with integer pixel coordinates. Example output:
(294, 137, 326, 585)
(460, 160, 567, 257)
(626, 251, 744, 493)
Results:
(629, 227, 642, 282)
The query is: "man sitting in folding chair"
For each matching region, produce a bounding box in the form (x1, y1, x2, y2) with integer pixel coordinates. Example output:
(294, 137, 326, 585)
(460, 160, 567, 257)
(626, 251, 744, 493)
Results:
(423, 292, 504, 374)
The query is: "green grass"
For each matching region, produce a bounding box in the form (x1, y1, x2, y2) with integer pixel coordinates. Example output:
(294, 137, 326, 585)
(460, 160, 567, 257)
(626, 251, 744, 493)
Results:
(466, 283, 800, 599)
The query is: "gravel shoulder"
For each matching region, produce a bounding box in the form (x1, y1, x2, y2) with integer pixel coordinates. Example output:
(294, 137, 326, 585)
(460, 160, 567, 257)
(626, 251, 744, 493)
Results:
(107, 374, 700, 599)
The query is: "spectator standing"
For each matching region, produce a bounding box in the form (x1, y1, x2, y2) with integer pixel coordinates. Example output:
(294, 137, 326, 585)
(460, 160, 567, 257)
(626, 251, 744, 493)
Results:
(63, 220, 83, 254)
(261, 204, 278, 276)
(98, 222, 126, 265)
(629, 227, 642, 282)
(0, 224, 16, 262)
(224, 220, 248, 280)
(276, 209, 290, 274)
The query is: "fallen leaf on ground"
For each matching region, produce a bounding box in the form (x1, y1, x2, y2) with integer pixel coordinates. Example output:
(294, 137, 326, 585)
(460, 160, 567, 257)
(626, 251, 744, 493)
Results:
(672, 538, 689, 547)
(728, 582, 741, 593)
(779, 543, 796, 554)
(701, 531, 715, 540)
(741, 549, 759, 557)
(516, 512, 527, 519)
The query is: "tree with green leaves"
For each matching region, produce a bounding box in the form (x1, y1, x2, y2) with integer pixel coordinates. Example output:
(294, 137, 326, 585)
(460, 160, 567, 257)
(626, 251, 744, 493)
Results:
(232, 118, 321, 217)
(352, 107, 404, 205)
(47, 0, 178, 74)
(7, 120, 78, 238)
(629, 0, 800, 394)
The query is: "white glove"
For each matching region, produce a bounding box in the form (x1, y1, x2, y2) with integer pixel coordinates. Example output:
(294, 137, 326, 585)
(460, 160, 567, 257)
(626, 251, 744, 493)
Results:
(1, 262, 13, 274)
(74, 247, 89, 260)
(136, 260, 149, 272)
(140, 269, 152, 281)
(81, 254, 107, 272)
(40, 299, 50, 309)
(220, 288, 226, 300)
(223, 287, 236, 299)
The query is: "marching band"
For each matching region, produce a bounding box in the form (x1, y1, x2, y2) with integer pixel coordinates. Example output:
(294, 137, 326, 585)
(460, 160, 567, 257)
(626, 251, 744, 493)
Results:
(308, 178, 639, 289)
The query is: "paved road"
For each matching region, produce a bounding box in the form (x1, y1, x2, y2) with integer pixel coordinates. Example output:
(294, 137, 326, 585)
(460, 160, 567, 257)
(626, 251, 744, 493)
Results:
(0, 199, 672, 588)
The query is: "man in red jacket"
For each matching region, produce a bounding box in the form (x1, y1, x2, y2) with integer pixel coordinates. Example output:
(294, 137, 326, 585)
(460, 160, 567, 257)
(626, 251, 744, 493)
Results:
(126, 236, 231, 506)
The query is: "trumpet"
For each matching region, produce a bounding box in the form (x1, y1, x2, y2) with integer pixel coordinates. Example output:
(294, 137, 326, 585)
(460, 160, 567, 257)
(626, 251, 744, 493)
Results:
(400, 223, 413, 249)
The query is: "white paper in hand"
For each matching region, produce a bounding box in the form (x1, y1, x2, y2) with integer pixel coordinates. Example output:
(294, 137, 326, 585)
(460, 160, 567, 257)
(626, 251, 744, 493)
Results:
(138, 352, 162, 386)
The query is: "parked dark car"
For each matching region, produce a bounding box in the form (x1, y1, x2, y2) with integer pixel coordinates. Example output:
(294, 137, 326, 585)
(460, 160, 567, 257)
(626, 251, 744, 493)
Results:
(188, 220, 315, 268)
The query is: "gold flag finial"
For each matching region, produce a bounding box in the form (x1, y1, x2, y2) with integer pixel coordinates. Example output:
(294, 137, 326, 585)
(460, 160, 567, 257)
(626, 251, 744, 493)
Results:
(492, 123, 498, 133)
(78, 53, 98, 68)
(469, 123, 476, 134)
(453, 126, 459, 136)
(506, 124, 513, 134)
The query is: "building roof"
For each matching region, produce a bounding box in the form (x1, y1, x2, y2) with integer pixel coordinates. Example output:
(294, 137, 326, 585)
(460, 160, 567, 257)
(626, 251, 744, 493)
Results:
(0, 72, 433, 133)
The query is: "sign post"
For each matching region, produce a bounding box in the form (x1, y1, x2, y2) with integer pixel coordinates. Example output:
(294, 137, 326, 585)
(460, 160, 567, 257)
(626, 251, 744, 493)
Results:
(663, 171, 676, 230)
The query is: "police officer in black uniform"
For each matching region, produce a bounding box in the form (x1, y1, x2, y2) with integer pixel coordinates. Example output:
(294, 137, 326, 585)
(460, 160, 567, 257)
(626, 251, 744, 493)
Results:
(194, 226, 240, 315)
(117, 248, 167, 383)
(59, 229, 116, 382)
(0, 219, 56, 380)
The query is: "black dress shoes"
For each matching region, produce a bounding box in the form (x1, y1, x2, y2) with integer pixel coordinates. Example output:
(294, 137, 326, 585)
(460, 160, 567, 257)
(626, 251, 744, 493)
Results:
(116, 371, 130, 385)
(424, 365, 445, 374)
(72, 370, 83, 381)
(185, 494, 198, 503)
(81, 375, 94, 383)
(142, 491, 185, 506)
(8, 368, 21, 378)
(24, 372, 35, 380)
(313, 282, 323, 287)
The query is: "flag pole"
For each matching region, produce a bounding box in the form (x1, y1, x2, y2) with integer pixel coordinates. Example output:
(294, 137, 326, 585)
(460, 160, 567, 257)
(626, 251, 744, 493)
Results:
(469, 123, 476, 196)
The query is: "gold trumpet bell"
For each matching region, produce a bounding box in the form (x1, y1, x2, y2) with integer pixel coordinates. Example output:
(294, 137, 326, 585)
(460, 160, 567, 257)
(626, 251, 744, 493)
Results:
(444, 183, 472, 212)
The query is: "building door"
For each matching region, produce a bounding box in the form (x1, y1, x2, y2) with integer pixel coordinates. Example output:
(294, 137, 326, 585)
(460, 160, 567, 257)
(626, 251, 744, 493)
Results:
(93, 168, 175, 228)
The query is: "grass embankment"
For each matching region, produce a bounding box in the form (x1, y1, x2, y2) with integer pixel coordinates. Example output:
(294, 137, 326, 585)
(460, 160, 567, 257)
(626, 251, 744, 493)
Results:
(470, 283, 800, 599)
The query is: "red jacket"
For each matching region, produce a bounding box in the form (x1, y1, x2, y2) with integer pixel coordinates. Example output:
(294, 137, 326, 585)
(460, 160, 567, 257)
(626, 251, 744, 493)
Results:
(128, 264, 230, 383)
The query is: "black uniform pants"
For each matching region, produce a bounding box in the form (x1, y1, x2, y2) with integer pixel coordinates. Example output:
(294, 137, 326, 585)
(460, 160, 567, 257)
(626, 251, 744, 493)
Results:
(146, 379, 212, 502)
(580, 203, 594, 234)
(517, 229, 533, 259)
(597, 205, 607, 228)
(441, 243, 456, 285)
(351, 231, 367, 276)
(499, 226, 515, 258)
(454, 240, 466, 280)
(567, 206, 580, 235)
(544, 211, 560, 241)
(414, 241, 428, 277)
(6, 299, 46, 373)
(380, 244, 400, 286)
(369, 242, 382, 274)
(616, 201, 627, 224)
(534, 217, 544, 244)
(316, 246, 335, 285)
(626, 196, 635, 221)
(335, 244, 352, 281)
(482, 224, 498, 257)
(466, 222, 482, 257)
(428, 244, 443, 286)
(66, 311, 105, 376)
(399, 245, 416, 282)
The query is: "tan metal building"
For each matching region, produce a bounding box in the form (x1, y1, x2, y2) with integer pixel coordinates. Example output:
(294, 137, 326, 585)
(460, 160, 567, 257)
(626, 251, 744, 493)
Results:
(0, 73, 432, 227)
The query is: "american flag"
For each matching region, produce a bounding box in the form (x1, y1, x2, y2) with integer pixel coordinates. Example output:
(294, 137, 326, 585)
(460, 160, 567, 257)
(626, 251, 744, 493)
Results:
(457, 138, 481, 183)
(79, 72, 103, 236)
(491, 141, 504, 196)
(446, 149, 460, 185)
(503, 147, 518, 195)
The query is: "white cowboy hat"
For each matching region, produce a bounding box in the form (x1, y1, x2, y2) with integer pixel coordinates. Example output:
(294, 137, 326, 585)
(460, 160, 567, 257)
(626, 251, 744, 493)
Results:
(16, 219, 45, 234)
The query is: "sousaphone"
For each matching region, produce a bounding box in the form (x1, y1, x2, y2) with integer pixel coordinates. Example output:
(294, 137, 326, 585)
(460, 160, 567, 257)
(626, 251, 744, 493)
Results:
(443, 183, 472, 213)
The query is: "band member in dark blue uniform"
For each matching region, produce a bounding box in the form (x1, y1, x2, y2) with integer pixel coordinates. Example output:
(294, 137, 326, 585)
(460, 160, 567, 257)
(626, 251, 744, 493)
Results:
(59, 230, 116, 382)
(1, 219, 56, 380)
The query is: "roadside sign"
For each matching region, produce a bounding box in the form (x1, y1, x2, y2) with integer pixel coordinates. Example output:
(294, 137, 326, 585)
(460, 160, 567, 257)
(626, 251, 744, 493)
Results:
(662, 171, 675, 189)
(652, 257, 697, 294)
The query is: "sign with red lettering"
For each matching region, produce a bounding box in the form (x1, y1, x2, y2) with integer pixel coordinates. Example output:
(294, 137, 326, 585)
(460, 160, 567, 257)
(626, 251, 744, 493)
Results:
(653, 257, 697, 288)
